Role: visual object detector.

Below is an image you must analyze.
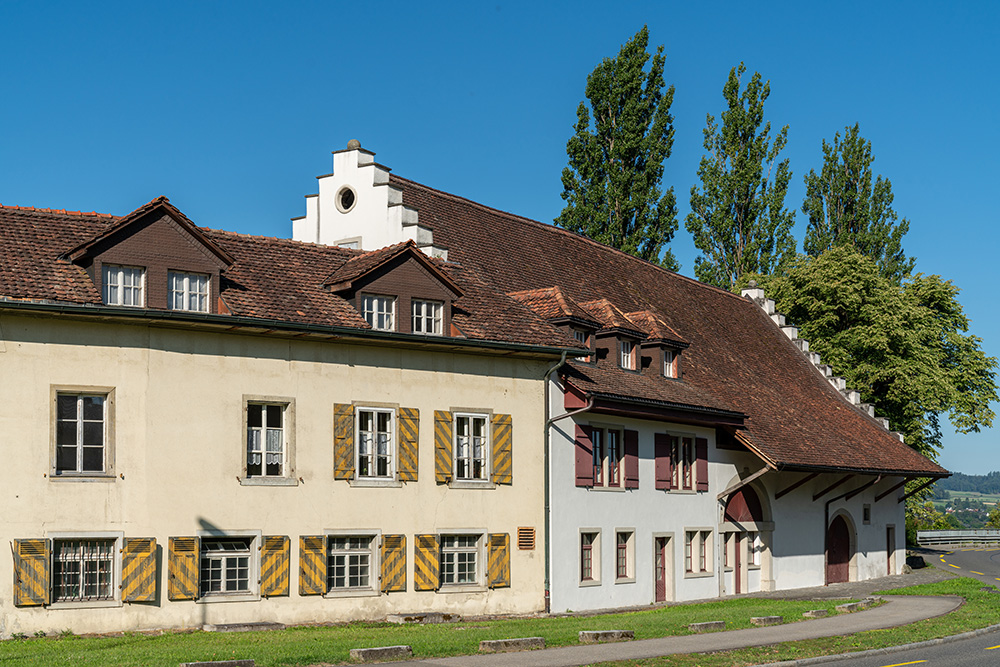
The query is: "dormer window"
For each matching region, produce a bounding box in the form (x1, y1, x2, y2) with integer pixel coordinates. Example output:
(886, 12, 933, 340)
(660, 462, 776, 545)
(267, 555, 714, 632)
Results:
(361, 294, 395, 331)
(168, 271, 209, 313)
(664, 349, 677, 378)
(573, 328, 592, 363)
(620, 340, 636, 370)
(102, 264, 144, 307)
(412, 299, 443, 335)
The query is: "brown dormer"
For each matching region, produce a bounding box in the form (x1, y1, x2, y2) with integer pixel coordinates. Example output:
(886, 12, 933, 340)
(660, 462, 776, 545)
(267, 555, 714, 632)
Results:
(507, 286, 599, 362)
(626, 310, 689, 379)
(577, 299, 649, 372)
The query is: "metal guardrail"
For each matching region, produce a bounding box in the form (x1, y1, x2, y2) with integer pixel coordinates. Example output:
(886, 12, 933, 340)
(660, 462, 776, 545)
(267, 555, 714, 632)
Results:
(917, 530, 1000, 546)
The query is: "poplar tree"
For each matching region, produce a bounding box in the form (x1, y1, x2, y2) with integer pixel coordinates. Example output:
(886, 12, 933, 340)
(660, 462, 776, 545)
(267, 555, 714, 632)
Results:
(802, 123, 914, 283)
(556, 26, 679, 271)
(686, 63, 795, 290)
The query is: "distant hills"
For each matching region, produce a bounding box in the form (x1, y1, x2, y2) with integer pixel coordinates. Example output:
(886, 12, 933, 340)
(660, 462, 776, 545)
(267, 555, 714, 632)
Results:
(938, 471, 1000, 494)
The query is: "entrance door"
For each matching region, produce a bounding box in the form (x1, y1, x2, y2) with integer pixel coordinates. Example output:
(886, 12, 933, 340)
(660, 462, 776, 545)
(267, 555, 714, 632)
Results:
(654, 537, 670, 602)
(887, 526, 896, 575)
(734, 533, 743, 594)
(826, 516, 851, 584)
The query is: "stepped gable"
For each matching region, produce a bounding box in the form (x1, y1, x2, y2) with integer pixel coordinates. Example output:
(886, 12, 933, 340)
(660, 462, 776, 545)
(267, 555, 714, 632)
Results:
(389, 174, 947, 477)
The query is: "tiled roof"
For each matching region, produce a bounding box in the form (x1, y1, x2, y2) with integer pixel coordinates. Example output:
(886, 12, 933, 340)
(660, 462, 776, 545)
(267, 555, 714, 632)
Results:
(626, 310, 687, 346)
(578, 298, 648, 337)
(0, 201, 581, 352)
(389, 174, 947, 477)
(507, 286, 601, 326)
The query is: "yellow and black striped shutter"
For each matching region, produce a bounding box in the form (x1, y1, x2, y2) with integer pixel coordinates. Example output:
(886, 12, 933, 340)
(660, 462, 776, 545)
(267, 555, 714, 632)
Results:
(380, 534, 406, 592)
(167, 537, 199, 601)
(298, 535, 327, 596)
(487, 533, 510, 588)
(121, 537, 157, 602)
(397, 408, 419, 482)
(13, 539, 49, 607)
(333, 403, 355, 480)
(434, 410, 453, 484)
(491, 413, 513, 485)
(414, 534, 440, 591)
(260, 536, 290, 597)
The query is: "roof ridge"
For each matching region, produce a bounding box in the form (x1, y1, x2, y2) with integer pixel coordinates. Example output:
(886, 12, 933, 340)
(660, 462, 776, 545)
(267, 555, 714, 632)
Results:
(389, 174, 746, 303)
(201, 226, 360, 252)
(0, 203, 116, 219)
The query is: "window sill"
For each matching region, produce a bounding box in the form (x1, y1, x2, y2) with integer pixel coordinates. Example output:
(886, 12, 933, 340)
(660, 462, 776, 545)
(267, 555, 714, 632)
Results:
(614, 577, 636, 585)
(449, 480, 495, 490)
(437, 584, 487, 594)
(667, 489, 697, 495)
(578, 579, 602, 588)
(589, 485, 626, 492)
(241, 476, 298, 487)
(48, 599, 121, 610)
(196, 592, 260, 604)
(683, 571, 714, 579)
(49, 473, 116, 483)
(349, 478, 402, 488)
(325, 587, 380, 599)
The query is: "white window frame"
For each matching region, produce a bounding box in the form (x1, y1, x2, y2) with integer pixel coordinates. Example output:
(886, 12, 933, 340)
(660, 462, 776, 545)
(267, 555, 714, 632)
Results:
(664, 349, 676, 378)
(196, 530, 261, 601)
(361, 294, 395, 331)
(356, 407, 395, 479)
(579, 529, 601, 586)
(168, 270, 210, 313)
(52, 387, 115, 479)
(454, 413, 489, 482)
(324, 530, 380, 597)
(684, 528, 714, 577)
(748, 531, 762, 568)
(614, 529, 635, 583)
(439, 532, 483, 588)
(102, 264, 145, 307)
(242, 397, 296, 485)
(412, 299, 443, 335)
(620, 339, 635, 370)
(588, 424, 624, 489)
(48, 531, 124, 608)
(573, 328, 592, 363)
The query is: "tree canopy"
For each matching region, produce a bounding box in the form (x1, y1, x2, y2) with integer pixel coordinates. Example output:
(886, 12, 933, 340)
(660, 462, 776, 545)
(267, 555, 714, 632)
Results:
(686, 63, 795, 290)
(556, 26, 679, 270)
(802, 123, 914, 282)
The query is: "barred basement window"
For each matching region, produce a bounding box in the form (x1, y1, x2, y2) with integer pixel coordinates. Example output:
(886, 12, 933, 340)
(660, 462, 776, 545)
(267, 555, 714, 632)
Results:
(200, 538, 252, 595)
(441, 535, 479, 585)
(53, 539, 115, 602)
(327, 536, 373, 591)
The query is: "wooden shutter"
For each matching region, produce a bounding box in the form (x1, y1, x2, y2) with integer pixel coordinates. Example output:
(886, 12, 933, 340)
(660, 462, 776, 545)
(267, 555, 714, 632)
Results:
(167, 537, 199, 601)
(261, 536, 290, 597)
(433, 410, 453, 484)
(298, 535, 327, 596)
(624, 429, 639, 488)
(13, 539, 49, 607)
(696, 437, 709, 491)
(574, 425, 594, 487)
(487, 533, 510, 588)
(333, 403, 355, 479)
(381, 535, 406, 592)
(654, 433, 672, 490)
(491, 413, 513, 485)
(397, 407, 419, 482)
(121, 537, 157, 602)
(414, 534, 440, 590)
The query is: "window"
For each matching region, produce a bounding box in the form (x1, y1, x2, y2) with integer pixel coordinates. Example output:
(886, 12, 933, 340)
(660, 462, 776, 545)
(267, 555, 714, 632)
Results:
(361, 295, 395, 331)
(573, 329, 592, 363)
(615, 531, 634, 581)
(591, 427, 603, 486)
(200, 537, 253, 596)
(102, 265, 144, 307)
(664, 349, 676, 378)
(357, 408, 394, 478)
(55, 393, 107, 475)
(672, 436, 695, 491)
(441, 534, 479, 585)
(588, 426, 622, 487)
(685, 530, 713, 574)
(168, 271, 209, 312)
(412, 299, 443, 335)
(863, 504, 872, 525)
(53, 538, 116, 602)
(455, 413, 488, 480)
(246, 403, 286, 477)
(620, 339, 635, 370)
(336, 186, 358, 213)
(327, 536, 374, 592)
(580, 532, 598, 582)
(748, 531, 762, 567)
(607, 429, 620, 487)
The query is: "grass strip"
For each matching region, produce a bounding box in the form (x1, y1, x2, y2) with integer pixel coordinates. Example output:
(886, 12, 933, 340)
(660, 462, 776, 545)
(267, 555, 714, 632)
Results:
(0, 596, 853, 666)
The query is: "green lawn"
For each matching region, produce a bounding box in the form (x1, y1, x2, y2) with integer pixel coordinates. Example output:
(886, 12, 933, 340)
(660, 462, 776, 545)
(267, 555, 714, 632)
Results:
(0, 596, 854, 666)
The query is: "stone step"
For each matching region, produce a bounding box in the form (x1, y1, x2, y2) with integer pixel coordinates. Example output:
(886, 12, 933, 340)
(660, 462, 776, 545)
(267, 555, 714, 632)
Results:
(688, 621, 726, 633)
(750, 616, 783, 626)
(386, 612, 460, 624)
(579, 630, 634, 643)
(479, 637, 546, 653)
(202, 622, 283, 633)
(350, 645, 413, 662)
(803, 609, 828, 618)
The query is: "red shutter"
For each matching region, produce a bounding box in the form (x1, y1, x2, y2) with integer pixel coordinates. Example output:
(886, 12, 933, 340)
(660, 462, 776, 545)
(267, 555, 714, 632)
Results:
(654, 433, 671, 490)
(575, 425, 594, 487)
(696, 437, 709, 491)
(624, 429, 639, 489)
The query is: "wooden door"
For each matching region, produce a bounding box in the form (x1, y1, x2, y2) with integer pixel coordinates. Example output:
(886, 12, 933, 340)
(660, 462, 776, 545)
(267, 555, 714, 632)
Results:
(734, 533, 742, 594)
(886, 526, 896, 575)
(826, 516, 850, 584)
(654, 537, 669, 602)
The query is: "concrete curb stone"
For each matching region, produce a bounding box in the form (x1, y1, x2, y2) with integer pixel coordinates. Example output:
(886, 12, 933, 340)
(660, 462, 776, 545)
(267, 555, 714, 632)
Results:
(350, 645, 414, 662)
(579, 630, 634, 643)
(688, 621, 726, 633)
(479, 637, 545, 653)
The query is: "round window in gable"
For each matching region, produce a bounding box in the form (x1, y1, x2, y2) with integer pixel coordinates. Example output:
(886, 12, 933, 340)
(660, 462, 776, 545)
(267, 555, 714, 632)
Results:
(336, 186, 357, 213)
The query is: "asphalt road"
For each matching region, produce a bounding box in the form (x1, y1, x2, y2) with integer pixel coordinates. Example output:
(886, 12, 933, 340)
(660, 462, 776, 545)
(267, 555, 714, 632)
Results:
(931, 546, 1000, 586)
(821, 628, 1000, 667)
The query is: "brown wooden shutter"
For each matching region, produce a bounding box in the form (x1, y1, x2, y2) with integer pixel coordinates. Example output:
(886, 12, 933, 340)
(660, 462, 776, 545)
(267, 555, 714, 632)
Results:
(654, 433, 672, 490)
(491, 413, 513, 485)
(696, 437, 709, 491)
(298, 535, 327, 596)
(121, 537, 157, 602)
(167, 537, 199, 601)
(334, 403, 355, 479)
(624, 429, 639, 488)
(574, 425, 594, 487)
(13, 539, 49, 607)
(487, 533, 510, 588)
(414, 534, 440, 590)
(433, 411, 453, 484)
(380, 535, 406, 592)
(397, 407, 419, 482)
(260, 536, 290, 597)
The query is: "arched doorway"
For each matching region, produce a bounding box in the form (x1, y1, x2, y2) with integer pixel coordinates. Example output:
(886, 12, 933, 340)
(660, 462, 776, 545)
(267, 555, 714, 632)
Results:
(826, 515, 852, 584)
(724, 487, 763, 594)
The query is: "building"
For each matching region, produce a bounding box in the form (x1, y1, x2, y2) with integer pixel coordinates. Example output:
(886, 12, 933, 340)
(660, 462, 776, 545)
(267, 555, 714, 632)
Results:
(292, 142, 949, 612)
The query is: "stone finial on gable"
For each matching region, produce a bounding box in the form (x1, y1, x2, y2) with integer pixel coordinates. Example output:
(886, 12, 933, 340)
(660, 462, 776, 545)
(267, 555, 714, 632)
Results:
(291, 141, 447, 259)
(741, 282, 902, 443)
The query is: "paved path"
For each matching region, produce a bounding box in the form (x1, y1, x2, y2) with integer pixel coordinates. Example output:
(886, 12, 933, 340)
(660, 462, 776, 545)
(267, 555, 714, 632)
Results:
(398, 594, 962, 667)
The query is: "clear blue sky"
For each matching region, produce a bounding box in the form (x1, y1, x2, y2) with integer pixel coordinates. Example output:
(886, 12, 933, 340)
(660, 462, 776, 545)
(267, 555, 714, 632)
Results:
(2, 1, 997, 474)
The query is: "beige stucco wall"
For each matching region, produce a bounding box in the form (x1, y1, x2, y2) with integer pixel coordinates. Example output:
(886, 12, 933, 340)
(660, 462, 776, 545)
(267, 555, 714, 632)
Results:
(0, 312, 549, 637)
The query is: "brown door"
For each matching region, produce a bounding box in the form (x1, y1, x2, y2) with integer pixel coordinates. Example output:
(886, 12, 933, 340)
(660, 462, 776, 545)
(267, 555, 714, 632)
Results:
(887, 526, 895, 575)
(734, 533, 742, 594)
(826, 516, 851, 584)
(654, 537, 669, 602)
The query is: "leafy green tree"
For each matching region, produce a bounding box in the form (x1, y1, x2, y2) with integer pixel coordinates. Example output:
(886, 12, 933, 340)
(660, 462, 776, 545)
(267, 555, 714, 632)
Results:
(758, 246, 997, 459)
(556, 26, 679, 270)
(986, 507, 1000, 530)
(686, 63, 795, 289)
(802, 124, 914, 282)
